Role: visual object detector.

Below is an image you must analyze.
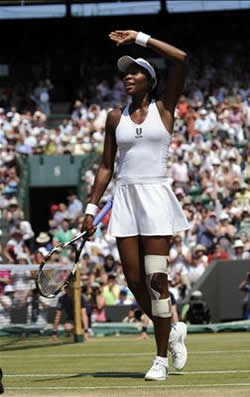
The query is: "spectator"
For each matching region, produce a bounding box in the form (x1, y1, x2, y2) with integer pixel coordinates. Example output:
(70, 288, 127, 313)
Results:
(231, 239, 250, 260)
(89, 282, 107, 323)
(187, 245, 208, 286)
(103, 273, 120, 305)
(3, 226, 30, 264)
(53, 218, 73, 245)
(66, 191, 83, 224)
(196, 211, 219, 254)
(0, 284, 15, 325)
(239, 272, 250, 319)
(116, 287, 133, 305)
(33, 232, 53, 253)
(207, 242, 229, 264)
(52, 285, 89, 341)
(122, 302, 151, 340)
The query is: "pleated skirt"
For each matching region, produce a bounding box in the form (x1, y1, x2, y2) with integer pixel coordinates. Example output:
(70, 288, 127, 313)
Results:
(107, 178, 190, 237)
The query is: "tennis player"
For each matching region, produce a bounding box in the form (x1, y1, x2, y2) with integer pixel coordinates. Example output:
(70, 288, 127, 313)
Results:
(82, 29, 190, 381)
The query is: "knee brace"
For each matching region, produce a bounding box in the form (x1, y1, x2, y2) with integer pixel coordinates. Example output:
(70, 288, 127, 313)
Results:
(145, 255, 172, 318)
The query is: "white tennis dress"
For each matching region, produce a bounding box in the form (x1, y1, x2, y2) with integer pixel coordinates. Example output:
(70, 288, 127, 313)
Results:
(107, 100, 190, 237)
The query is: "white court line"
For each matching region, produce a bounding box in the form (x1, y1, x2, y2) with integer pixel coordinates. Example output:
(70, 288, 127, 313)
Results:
(5, 383, 250, 390)
(4, 370, 250, 376)
(2, 350, 250, 358)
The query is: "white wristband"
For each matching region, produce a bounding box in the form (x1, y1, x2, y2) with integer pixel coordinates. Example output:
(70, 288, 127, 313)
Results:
(85, 203, 98, 217)
(135, 32, 151, 48)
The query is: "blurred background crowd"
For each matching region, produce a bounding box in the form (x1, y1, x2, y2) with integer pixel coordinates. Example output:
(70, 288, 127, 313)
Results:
(0, 34, 250, 332)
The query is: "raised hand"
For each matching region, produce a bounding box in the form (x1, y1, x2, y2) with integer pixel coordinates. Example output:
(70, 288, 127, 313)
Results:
(109, 30, 138, 46)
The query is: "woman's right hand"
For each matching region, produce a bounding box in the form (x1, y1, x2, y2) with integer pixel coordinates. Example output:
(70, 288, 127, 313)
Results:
(109, 30, 138, 46)
(81, 215, 97, 237)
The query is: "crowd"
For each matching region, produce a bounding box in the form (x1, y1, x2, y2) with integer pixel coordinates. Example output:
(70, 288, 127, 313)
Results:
(0, 39, 250, 333)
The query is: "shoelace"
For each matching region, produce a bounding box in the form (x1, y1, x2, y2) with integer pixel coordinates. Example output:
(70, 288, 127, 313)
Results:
(152, 359, 166, 369)
(169, 340, 182, 357)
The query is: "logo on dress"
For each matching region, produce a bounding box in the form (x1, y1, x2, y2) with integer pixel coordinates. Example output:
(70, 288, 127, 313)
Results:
(135, 127, 143, 138)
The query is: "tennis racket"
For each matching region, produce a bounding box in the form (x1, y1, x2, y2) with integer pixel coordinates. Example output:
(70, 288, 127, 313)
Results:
(35, 199, 112, 298)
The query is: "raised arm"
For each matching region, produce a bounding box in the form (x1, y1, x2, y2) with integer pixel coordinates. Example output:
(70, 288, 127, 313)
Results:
(109, 30, 188, 117)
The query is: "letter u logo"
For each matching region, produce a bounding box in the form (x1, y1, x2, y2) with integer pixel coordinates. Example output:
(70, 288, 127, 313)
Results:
(136, 128, 142, 135)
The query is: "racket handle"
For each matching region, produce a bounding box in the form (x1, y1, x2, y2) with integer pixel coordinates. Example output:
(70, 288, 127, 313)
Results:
(93, 200, 112, 226)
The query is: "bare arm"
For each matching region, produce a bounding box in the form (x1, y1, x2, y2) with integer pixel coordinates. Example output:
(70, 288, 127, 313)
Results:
(81, 307, 89, 332)
(88, 110, 118, 205)
(53, 309, 61, 333)
(109, 30, 188, 131)
(82, 109, 119, 235)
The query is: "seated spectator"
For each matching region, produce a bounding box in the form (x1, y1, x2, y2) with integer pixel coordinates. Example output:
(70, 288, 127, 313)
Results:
(103, 254, 116, 274)
(19, 217, 35, 251)
(216, 212, 236, 245)
(196, 211, 219, 254)
(169, 272, 190, 303)
(186, 245, 208, 286)
(0, 266, 10, 295)
(103, 273, 120, 305)
(238, 208, 250, 237)
(53, 218, 73, 245)
(3, 226, 30, 264)
(66, 191, 83, 224)
(51, 202, 69, 226)
(122, 302, 151, 340)
(0, 285, 15, 326)
(231, 239, 250, 260)
(33, 232, 53, 253)
(116, 288, 133, 305)
(89, 282, 107, 323)
(169, 235, 192, 269)
(207, 242, 229, 264)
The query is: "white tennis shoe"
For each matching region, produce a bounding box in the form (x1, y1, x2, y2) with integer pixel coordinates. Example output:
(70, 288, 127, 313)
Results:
(168, 321, 187, 371)
(144, 356, 168, 381)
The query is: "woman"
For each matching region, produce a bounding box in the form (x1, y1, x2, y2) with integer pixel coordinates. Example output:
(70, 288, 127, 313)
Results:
(82, 30, 190, 381)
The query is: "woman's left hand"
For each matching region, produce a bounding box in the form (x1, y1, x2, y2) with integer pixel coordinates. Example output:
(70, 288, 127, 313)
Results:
(109, 30, 138, 46)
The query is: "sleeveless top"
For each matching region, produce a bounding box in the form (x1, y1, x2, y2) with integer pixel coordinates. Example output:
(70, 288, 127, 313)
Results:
(115, 100, 171, 184)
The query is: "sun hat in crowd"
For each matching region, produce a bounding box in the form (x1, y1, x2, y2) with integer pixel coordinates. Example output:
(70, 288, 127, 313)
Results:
(4, 285, 15, 294)
(219, 212, 230, 221)
(191, 290, 203, 298)
(36, 232, 50, 244)
(233, 240, 244, 249)
(117, 56, 157, 89)
(194, 244, 206, 252)
(38, 247, 49, 257)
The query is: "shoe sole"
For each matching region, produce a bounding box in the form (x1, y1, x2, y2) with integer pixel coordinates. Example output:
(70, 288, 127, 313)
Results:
(145, 376, 167, 381)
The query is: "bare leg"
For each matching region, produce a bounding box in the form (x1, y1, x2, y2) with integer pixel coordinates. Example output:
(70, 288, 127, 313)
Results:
(141, 236, 172, 358)
(116, 235, 171, 358)
(116, 236, 153, 319)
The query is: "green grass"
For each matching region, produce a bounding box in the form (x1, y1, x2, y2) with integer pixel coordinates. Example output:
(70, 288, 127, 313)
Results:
(0, 332, 250, 396)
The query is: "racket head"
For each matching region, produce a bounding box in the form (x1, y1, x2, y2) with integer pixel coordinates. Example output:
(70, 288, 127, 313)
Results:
(35, 243, 79, 298)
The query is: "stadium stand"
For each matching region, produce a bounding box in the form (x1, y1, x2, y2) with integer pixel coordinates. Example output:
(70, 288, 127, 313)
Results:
(0, 10, 249, 337)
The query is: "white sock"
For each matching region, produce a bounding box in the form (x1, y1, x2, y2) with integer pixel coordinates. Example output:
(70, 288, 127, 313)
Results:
(155, 356, 168, 366)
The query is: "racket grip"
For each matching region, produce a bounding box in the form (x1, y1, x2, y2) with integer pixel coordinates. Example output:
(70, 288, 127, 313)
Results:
(93, 200, 112, 226)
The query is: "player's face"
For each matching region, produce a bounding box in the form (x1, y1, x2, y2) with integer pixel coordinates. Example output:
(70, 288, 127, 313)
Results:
(123, 65, 151, 95)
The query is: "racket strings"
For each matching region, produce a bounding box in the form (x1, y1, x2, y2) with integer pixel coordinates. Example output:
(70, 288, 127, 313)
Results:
(37, 246, 76, 297)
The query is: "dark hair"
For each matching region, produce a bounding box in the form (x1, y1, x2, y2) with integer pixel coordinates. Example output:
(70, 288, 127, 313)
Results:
(148, 61, 161, 100)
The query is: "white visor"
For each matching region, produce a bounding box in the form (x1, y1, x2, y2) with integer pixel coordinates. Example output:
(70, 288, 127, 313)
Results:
(117, 56, 157, 90)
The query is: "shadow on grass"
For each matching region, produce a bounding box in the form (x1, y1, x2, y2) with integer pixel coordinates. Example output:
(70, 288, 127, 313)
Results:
(0, 336, 73, 351)
(35, 371, 183, 382)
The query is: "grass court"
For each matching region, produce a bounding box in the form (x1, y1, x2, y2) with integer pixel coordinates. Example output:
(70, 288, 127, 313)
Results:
(0, 331, 250, 396)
